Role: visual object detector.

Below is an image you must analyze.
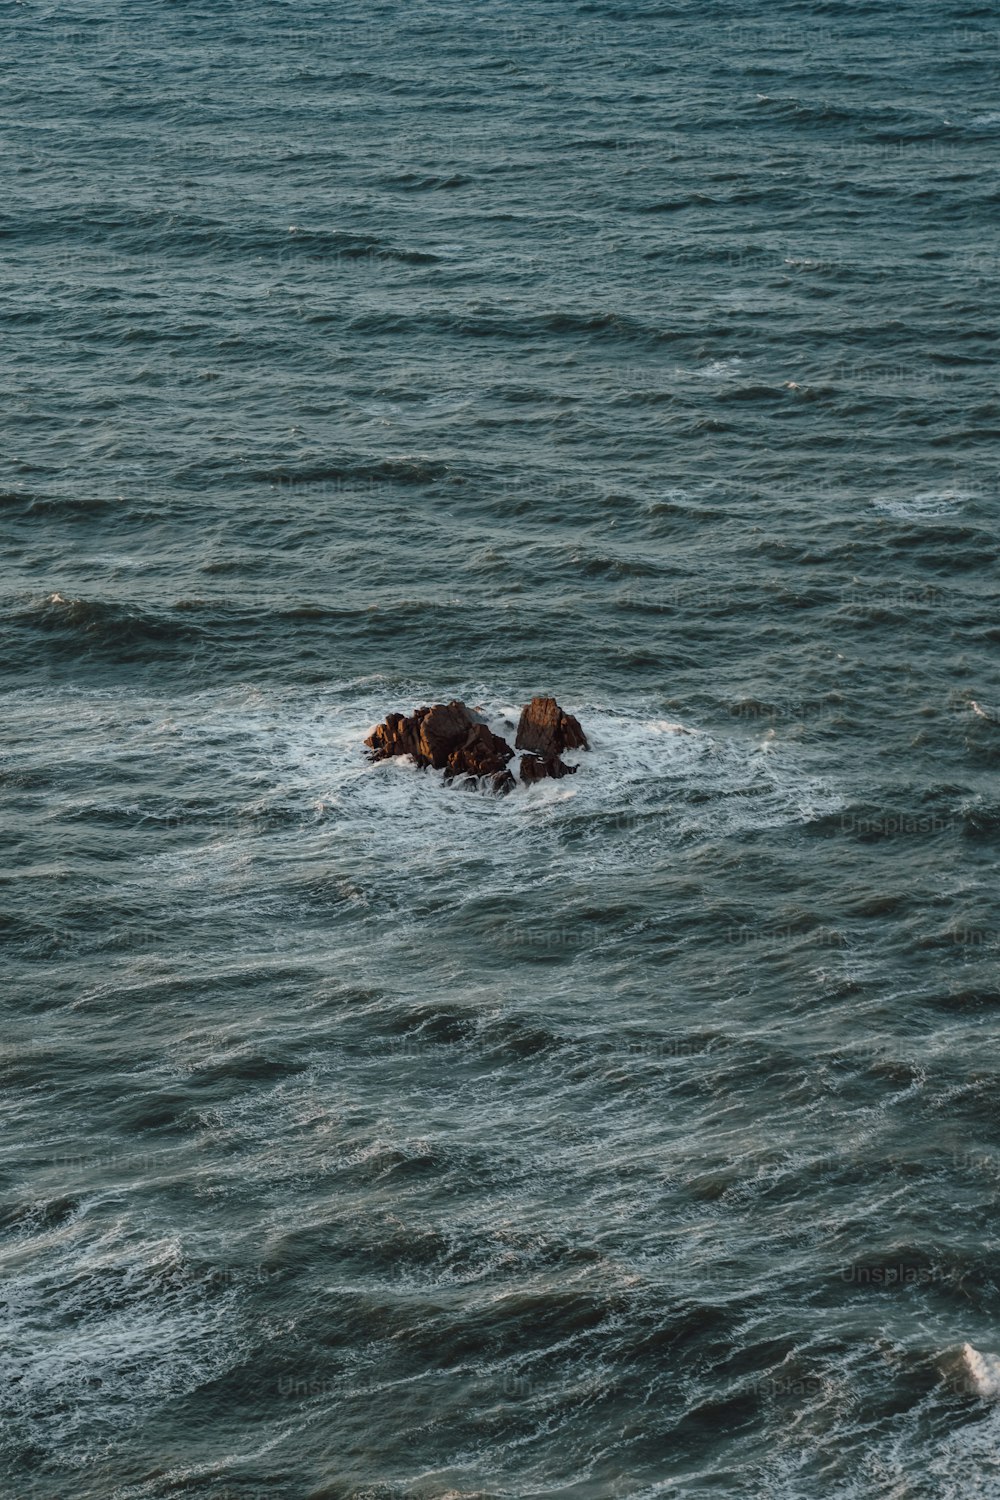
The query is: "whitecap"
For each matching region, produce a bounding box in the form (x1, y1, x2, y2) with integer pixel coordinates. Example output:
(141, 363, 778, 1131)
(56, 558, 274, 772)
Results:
(713, 289, 775, 312)
(873, 489, 970, 520)
(683, 357, 747, 379)
(962, 1343, 1000, 1399)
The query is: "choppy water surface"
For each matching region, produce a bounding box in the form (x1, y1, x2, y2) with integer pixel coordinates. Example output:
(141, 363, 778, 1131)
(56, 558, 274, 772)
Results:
(3, 1, 1000, 1496)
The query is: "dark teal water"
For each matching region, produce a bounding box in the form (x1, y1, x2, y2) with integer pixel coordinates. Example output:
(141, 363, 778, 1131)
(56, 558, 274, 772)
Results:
(4, 2, 1000, 1496)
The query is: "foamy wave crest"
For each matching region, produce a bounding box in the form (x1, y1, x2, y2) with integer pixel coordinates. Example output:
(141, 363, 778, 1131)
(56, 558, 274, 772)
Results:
(962, 1343, 1000, 1399)
(873, 490, 970, 520)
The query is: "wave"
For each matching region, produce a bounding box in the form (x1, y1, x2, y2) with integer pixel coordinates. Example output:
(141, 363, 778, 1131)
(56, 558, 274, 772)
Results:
(0, 488, 145, 520)
(751, 95, 948, 135)
(278, 226, 443, 263)
(373, 998, 571, 1061)
(961, 1344, 1000, 1398)
(337, 304, 676, 346)
(15, 594, 205, 645)
(364, 170, 473, 191)
(0, 1217, 247, 1469)
(251, 455, 452, 486)
(873, 489, 972, 520)
(959, 801, 1000, 836)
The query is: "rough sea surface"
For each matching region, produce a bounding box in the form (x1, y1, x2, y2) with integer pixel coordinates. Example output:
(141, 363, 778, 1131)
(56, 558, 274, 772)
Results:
(3, 2, 1000, 1496)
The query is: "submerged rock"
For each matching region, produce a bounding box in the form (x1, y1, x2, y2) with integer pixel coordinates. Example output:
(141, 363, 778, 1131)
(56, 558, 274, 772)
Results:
(519, 753, 577, 784)
(515, 696, 589, 757)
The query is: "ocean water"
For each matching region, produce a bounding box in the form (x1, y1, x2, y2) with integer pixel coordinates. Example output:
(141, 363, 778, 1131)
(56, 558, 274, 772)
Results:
(3, 1, 1000, 1496)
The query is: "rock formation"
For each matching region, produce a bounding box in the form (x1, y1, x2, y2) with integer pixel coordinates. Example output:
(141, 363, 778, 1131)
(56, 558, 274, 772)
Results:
(365, 701, 479, 768)
(515, 697, 589, 757)
(365, 701, 514, 793)
(444, 722, 516, 795)
(365, 697, 587, 795)
(518, 753, 577, 784)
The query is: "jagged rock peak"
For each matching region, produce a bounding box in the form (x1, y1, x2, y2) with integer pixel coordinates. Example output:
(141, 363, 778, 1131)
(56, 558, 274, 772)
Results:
(515, 697, 589, 757)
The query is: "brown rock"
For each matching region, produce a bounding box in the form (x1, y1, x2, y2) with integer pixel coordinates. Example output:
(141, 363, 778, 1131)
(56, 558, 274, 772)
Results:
(444, 722, 515, 784)
(416, 701, 481, 769)
(365, 702, 514, 793)
(364, 709, 421, 762)
(519, 753, 578, 784)
(515, 697, 589, 757)
(366, 700, 479, 768)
